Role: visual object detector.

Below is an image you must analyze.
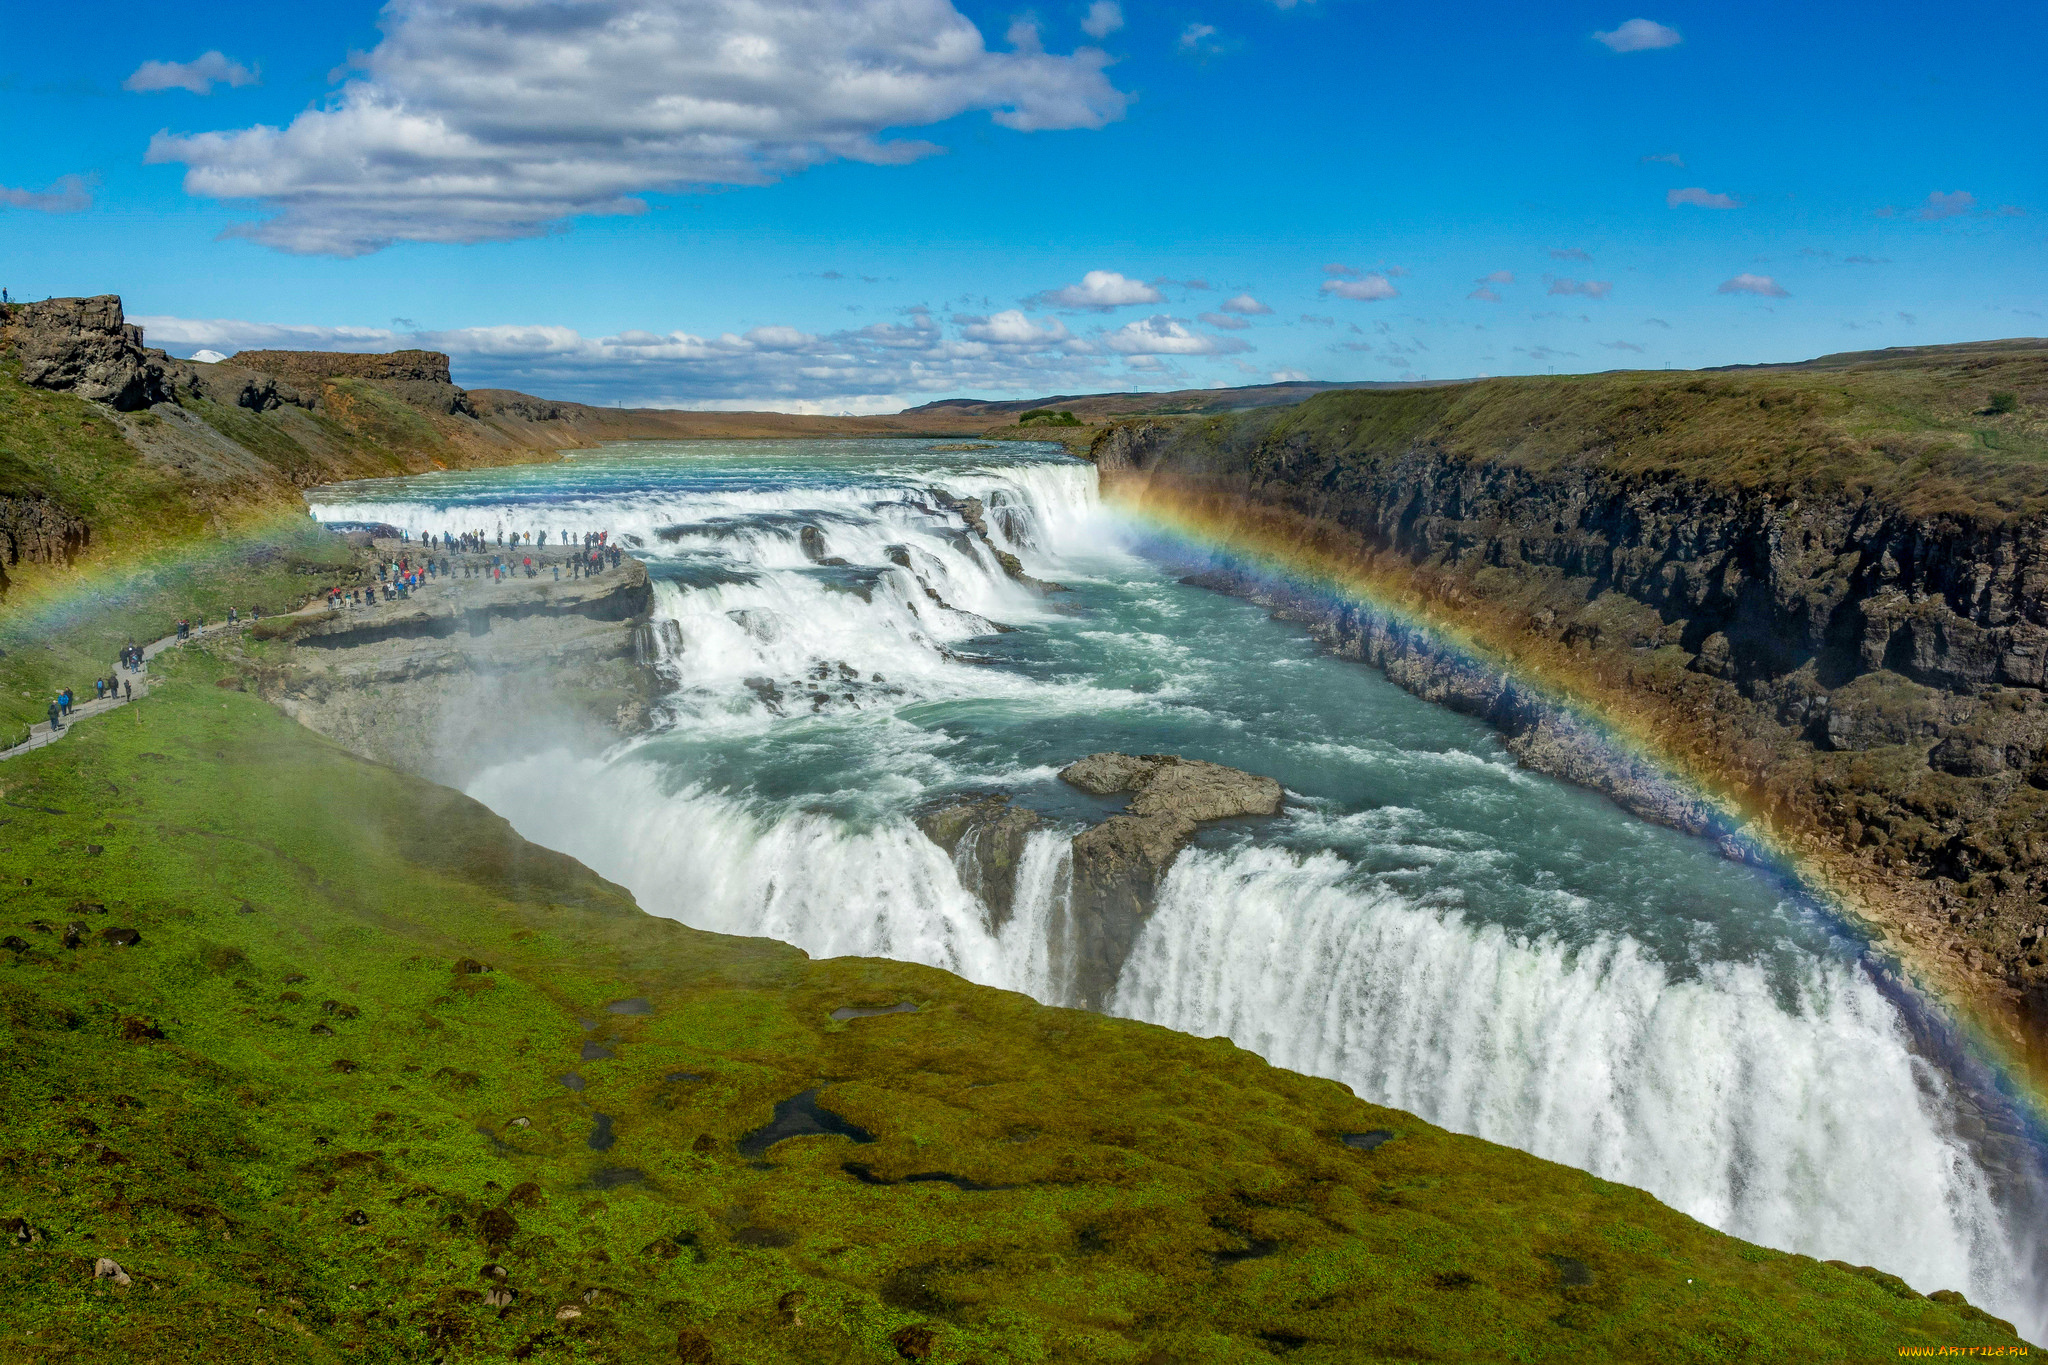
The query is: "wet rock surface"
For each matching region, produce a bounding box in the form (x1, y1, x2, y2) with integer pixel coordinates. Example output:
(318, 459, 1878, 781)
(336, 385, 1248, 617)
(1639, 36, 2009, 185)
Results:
(1061, 753, 1283, 1010)
(913, 794, 1042, 931)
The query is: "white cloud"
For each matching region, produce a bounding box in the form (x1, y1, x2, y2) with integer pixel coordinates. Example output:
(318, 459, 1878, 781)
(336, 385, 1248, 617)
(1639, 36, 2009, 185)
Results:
(124, 51, 259, 95)
(1600, 340, 1646, 352)
(1641, 152, 1685, 167)
(1219, 292, 1272, 315)
(0, 174, 96, 213)
(1270, 369, 1310, 381)
(1081, 1, 1124, 39)
(131, 303, 1145, 409)
(1321, 273, 1398, 302)
(1548, 278, 1612, 299)
(1199, 312, 1251, 330)
(1101, 315, 1252, 355)
(1548, 247, 1592, 262)
(1178, 22, 1220, 53)
(958, 309, 1071, 344)
(1913, 190, 1976, 221)
(146, 0, 1128, 257)
(1716, 273, 1789, 297)
(1668, 186, 1741, 209)
(1030, 269, 1163, 309)
(1593, 18, 1681, 52)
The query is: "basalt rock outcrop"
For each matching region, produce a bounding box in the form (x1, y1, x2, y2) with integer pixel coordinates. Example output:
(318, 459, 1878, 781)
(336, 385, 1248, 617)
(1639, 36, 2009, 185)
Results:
(914, 794, 1042, 932)
(1061, 753, 1283, 1008)
(1088, 372, 2048, 1044)
(6, 295, 312, 413)
(233, 349, 478, 418)
(915, 754, 1282, 1008)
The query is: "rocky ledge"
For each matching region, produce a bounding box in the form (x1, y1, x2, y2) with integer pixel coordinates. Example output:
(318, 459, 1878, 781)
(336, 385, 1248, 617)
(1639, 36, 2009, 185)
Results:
(255, 547, 660, 784)
(917, 753, 1283, 1008)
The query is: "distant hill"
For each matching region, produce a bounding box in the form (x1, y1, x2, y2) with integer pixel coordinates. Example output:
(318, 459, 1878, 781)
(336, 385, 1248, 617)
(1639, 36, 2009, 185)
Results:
(904, 376, 1456, 421)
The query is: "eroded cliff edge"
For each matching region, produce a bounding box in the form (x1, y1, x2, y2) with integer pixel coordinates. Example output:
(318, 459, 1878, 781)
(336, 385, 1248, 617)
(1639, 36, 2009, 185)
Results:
(1089, 346, 2048, 1053)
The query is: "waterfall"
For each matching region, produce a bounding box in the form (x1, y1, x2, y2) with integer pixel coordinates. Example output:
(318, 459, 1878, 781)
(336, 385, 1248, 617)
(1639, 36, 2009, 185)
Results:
(316, 440, 2043, 1338)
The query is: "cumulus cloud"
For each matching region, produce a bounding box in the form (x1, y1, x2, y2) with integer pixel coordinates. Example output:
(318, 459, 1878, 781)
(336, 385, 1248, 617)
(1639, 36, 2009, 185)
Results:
(1199, 312, 1251, 330)
(1321, 273, 1398, 302)
(125, 51, 258, 94)
(1324, 263, 1362, 277)
(1668, 186, 1741, 209)
(1548, 248, 1592, 262)
(1081, 1, 1124, 38)
(1101, 315, 1251, 355)
(1641, 152, 1684, 167)
(146, 0, 1128, 256)
(1547, 278, 1612, 299)
(1716, 273, 1788, 297)
(0, 174, 96, 213)
(1218, 292, 1272, 315)
(1913, 190, 1976, 221)
(1270, 369, 1310, 382)
(1178, 23, 1221, 53)
(1593, 18, 1681, 52)
(957, 309, 1071, 344)
(1029, 270, 1163, 309)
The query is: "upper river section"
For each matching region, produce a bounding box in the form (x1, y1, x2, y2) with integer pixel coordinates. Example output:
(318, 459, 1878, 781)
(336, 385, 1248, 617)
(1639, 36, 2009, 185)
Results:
(308, 437, 2046, 1334)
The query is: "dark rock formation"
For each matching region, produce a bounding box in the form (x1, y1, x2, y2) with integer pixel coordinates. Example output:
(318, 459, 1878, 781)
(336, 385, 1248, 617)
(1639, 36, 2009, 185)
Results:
(913, 755, 1281, 1008)
(1, 495, 91, 569)
(5, 295, 311, 415)
(1061, 754, 1282, 1008)
(914, 794, 1042, 931)
(10, 295, 181, 411)
(233, 348, 477, 417)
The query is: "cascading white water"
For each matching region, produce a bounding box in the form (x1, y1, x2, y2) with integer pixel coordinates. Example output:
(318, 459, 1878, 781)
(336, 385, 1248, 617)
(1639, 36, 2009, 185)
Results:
(1112, 844, 2027, 1317)
(319, 440, 2043, 1338)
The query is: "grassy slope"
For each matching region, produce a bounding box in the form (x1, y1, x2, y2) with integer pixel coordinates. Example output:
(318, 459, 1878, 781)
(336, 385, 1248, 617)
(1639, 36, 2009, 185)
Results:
(0, 648, 2026, 1363)
(1195, 342, 2048, 519)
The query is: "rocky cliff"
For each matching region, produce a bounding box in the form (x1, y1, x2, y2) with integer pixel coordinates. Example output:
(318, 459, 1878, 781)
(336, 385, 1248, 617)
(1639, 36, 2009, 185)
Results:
(1090, 346, 2048, 1053)
(253, 548, 658, 784)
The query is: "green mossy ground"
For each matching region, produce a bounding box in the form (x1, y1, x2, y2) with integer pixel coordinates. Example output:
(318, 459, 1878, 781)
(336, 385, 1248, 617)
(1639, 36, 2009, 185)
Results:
(1152, 343, 2048, 520)
(0, 646, 2029, 1362)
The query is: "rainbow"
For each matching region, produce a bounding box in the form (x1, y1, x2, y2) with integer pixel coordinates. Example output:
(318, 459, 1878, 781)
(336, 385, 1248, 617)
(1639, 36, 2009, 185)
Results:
(1101, 471, 2048, 1129)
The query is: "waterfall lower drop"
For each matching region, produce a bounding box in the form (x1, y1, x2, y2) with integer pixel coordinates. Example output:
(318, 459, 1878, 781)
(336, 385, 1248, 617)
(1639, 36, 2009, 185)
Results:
(1111, 846, 2027, 1319)
(400, 440, 2044, 1340)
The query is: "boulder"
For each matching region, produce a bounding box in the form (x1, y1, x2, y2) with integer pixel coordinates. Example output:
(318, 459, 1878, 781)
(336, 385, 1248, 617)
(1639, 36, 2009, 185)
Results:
(10, 296, 178, 410)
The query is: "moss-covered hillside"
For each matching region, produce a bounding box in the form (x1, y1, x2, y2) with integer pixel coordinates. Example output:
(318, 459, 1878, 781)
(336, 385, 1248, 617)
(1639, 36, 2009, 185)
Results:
(0, 646, 2027, 1362)
(1127, 339, 2048, 520)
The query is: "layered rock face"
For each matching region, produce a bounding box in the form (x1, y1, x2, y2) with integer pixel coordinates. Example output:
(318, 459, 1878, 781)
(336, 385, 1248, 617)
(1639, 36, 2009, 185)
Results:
(6, 295, 312, 413)
(233, 349, 478, 417)
(1093, 414, 2048, 1032)
(0, 496, 90, 570)
(916, 753, 1282, 1008)
(263, 552, 657, 784)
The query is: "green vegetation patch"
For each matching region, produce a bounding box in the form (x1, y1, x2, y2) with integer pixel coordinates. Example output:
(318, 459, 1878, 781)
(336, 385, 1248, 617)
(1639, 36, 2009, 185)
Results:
(0, 648, 2029, 1360)
(1159, 343, 2048, 519)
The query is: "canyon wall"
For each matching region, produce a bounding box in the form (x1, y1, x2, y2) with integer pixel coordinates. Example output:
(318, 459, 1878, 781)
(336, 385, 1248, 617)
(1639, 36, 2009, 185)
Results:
(1092, 385, 2048, 1034)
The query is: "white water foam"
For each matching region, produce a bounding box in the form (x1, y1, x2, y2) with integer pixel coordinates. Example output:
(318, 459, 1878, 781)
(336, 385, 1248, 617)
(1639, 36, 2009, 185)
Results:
(1113, 844, 2031, 1327)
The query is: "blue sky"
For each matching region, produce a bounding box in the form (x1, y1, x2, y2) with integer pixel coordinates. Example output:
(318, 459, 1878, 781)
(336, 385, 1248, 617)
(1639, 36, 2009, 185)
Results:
(3, 0, 2041, 410)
